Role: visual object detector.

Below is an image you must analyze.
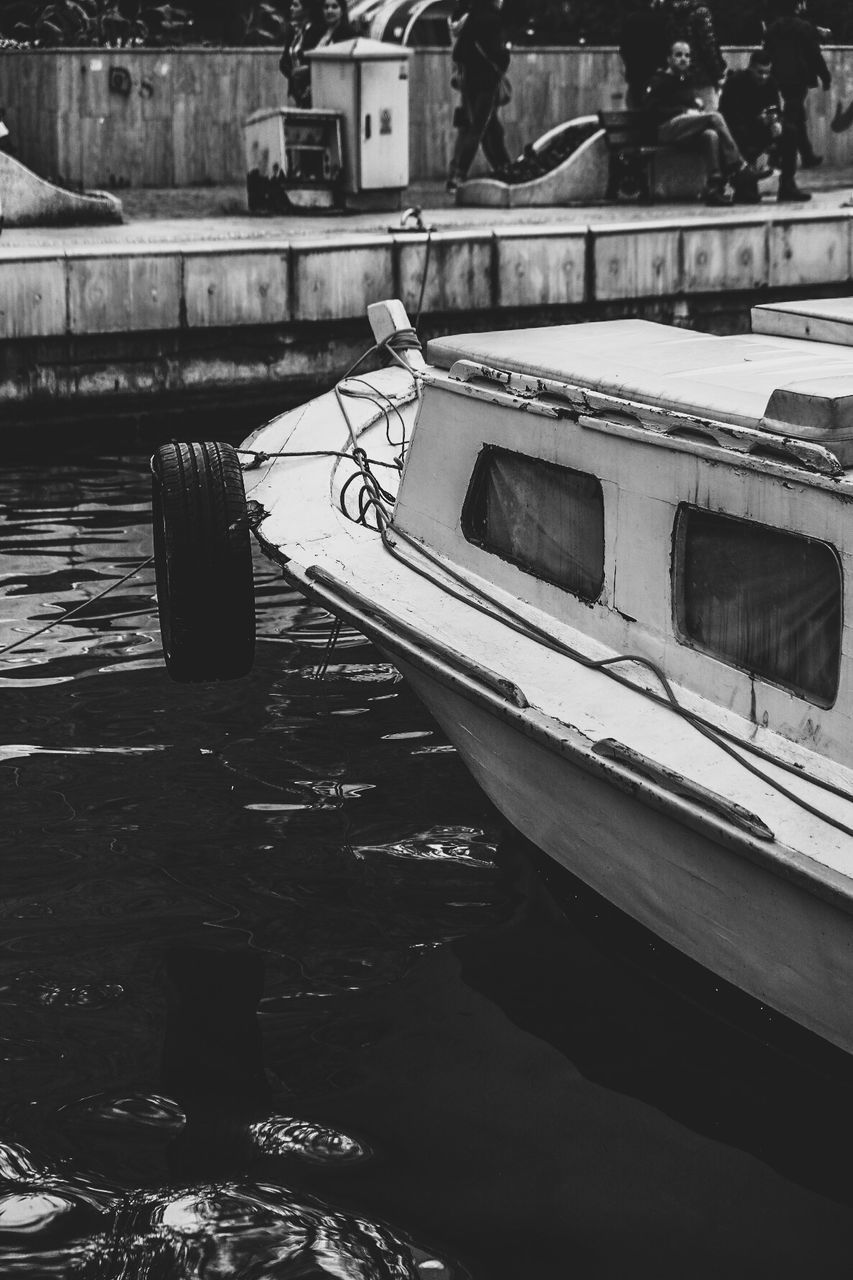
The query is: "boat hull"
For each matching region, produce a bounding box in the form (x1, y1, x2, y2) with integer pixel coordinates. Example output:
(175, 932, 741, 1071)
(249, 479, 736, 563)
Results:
(391, 653, 853, 1056)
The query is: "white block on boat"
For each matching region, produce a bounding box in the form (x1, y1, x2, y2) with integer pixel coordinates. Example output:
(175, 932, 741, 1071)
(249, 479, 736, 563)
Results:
(752, 297, 853, 346)
(428, 321, 853, 463)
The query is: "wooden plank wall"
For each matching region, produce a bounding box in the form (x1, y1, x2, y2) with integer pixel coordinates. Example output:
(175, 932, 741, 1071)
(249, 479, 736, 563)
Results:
(1, 47, 852, 188)
(0, 48, 284, 188)
(409, 46, 628, 179)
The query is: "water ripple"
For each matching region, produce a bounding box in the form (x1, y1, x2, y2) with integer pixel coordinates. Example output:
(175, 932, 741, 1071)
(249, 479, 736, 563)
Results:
(84, 1182, 457, 1280)
(249, 1117, 371, 1164)
(352, 826, 498, 867)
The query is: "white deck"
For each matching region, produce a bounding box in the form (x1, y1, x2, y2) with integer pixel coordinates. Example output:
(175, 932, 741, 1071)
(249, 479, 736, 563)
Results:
(240, 299, 853, 1052)
(427, 320, 853, 456)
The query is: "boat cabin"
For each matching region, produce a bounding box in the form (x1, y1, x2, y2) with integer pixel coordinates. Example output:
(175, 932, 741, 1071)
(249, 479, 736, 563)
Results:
(392, 298, 853, 771)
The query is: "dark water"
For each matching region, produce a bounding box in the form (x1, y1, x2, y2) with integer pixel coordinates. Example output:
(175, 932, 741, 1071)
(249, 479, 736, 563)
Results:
(3, 434, 853, 1279)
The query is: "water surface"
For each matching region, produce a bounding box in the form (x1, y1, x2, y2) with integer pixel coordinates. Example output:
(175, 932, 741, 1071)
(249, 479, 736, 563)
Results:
(2, 435, 853, 1279)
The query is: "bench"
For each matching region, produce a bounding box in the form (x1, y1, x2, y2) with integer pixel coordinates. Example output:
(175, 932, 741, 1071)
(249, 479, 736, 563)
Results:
(598, 109, 663, 202)
(598, 108, 706, 203)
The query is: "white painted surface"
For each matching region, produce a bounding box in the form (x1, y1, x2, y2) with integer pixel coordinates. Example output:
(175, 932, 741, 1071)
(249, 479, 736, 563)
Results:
(239, 302, 853, 1049)
(426, 321, 853, 455)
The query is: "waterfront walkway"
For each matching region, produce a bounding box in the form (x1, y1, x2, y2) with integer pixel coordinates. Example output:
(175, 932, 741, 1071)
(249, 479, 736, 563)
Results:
(6, 169, 853, 245)
(4, 169, 853, 424)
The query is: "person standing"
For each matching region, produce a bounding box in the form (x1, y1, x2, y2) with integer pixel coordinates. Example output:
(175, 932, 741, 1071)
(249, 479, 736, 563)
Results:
(663, 0, 727, 108)
(446, 0, 511, 193)
(764, 0, 831, 168)
(720, 48, 811, 200)
(279, 0, 321, 108)
(619, 0, 668, 109)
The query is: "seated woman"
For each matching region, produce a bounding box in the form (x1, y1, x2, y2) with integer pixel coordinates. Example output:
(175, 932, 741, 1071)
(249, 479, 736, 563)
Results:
(646, 39, 749, 205)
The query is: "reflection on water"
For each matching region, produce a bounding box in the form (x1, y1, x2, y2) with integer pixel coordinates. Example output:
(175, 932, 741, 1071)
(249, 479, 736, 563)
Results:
(2, 442, 853, 1277)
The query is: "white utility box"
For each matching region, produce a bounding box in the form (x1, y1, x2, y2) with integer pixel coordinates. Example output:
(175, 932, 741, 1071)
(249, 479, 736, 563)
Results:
(243, 107, 344, 212)
(307, 38, 412, 210)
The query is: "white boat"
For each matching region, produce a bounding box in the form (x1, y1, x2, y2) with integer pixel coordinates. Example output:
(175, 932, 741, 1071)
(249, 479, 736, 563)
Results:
(152, 295, 853, 1056)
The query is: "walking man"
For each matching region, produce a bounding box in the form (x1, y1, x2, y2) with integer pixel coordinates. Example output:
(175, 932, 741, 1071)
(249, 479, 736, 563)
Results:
(764, 0, 831, 168)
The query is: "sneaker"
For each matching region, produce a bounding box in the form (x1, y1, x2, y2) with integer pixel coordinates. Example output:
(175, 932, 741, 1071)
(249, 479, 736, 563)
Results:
(801, 154, 823, 169)
(777, 183, 812, 202)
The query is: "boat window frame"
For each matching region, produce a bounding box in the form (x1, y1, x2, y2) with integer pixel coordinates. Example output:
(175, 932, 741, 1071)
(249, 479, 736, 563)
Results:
(671, 502, 844, 708)
(460, 444, 606, 604)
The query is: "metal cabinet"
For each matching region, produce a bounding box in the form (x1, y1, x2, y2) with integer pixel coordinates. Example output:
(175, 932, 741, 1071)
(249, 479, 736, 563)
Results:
(308, 38, 412, 208)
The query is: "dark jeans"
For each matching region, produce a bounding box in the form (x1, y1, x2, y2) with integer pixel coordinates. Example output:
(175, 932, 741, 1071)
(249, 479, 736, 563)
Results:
(729, 119, 797, 182)
(658, 110, 743, 180)
(449, 86, 511, 181)
(780, 86, 819, 163)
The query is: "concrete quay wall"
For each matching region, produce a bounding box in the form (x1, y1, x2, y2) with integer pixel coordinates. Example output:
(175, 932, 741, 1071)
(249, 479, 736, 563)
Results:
(2, 209, 852, 423)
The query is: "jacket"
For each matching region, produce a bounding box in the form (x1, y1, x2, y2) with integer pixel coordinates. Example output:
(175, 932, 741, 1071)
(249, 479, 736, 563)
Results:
(279, 21, 321, 81)
(619, 8, 668, 96)
(645, 67, 701, 120)
(453, 6, 510, 94)
(764, 15, 831, 91)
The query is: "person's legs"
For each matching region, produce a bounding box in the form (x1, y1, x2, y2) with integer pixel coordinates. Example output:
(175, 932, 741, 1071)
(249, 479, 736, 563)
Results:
(703, 111, 744, 171)
(658, 113, 708, 146)
(481, 105, 511, 173)
(777, 120, 798, 184)
(697, 127, 733, 202)
(781, 86, 819, 165)
(699, 126, 721, 178)
(726, 120, 768, 166)
(776, 118, 811, 199)
(449, 88, 501, 184)
(659, 112, 742, 202)
(659, 111, 743, 168)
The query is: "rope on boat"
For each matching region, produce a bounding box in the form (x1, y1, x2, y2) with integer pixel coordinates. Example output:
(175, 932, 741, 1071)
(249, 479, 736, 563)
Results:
(378, 521, 853, 840)
(314, 616, 343, 680)
(390, 205, 435, 331)
(0, 555, 156, 661)
(234, 325, 853, 835)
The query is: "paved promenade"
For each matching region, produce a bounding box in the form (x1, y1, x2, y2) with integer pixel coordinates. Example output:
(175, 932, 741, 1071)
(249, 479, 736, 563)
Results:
(3, 169, 853, 424)
(5, 170, 853, 247)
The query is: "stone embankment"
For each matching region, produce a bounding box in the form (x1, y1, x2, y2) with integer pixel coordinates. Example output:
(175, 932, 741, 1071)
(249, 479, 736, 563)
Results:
(3, 183, 853, 425)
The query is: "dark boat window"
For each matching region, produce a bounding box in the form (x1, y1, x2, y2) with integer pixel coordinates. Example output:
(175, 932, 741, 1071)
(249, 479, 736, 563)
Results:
(462, 446, 605, 601)
(674, 506, 842, 706)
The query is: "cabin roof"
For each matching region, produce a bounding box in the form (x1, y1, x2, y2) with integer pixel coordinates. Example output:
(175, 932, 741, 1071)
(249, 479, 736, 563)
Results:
(426, 318, 853, 465)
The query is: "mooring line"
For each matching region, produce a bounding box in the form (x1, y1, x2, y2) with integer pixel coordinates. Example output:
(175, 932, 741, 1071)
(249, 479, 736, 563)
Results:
(0, 555, 155, 660)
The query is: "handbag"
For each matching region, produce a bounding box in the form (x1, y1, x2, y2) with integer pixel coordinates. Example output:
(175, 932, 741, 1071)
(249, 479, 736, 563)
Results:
(474, 40, 511, 108)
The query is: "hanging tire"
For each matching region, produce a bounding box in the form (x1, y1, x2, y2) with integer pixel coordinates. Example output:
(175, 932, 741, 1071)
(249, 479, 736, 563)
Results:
(151, 440, 255, 682)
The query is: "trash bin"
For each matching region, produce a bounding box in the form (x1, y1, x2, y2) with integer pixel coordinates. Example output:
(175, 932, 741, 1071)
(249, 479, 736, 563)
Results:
(307, 38, 413, 210)
(243, 107, 344, 213)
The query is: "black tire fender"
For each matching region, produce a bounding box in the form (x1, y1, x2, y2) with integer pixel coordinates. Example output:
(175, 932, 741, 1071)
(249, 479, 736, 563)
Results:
(151, 440, 255, 682)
